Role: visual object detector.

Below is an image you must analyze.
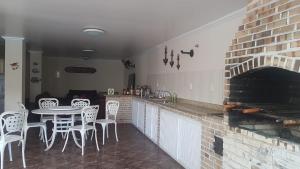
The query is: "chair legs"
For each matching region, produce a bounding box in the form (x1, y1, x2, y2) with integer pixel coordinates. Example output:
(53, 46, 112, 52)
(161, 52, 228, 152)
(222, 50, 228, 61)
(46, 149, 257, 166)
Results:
(62, 131, 70, 152)
(98, 122, 118, 144)
(100, 123, 106, 145)
(21, 140, 26, 168)
(0, 143, 5, 169)
(114, 122, 119, 142)
(42, 126, 49, 148)
(63, 129, 96, 156)
(81, 131, 85, 156)
(106, 125, 109, 138)
(8, 143, 12, 161)
(0, 141, 26, 169)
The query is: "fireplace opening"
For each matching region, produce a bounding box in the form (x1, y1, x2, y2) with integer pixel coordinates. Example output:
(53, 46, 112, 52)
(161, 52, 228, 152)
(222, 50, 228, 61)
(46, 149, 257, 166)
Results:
(229, 67, 300, 106)
(227, 67, 300, 143)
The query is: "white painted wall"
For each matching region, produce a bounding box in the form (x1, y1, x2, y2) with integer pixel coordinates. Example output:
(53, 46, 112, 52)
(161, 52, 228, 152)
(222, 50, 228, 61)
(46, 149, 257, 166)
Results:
(132, 9, 245, 105)
(29, 50, 42, 102)
(42, 57, 126, 97)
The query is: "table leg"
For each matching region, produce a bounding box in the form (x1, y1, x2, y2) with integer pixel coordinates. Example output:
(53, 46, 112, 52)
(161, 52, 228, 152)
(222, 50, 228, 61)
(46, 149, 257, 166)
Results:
(44, 115, 57, 151)
(71, 114, 81, 148)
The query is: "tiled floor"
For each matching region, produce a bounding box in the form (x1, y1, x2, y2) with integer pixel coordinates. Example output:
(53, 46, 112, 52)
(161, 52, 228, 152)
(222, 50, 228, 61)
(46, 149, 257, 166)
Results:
(4, 124, 183, 169)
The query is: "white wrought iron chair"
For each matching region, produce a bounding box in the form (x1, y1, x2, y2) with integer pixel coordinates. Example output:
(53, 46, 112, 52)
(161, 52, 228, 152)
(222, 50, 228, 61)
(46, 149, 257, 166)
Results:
(18, 103, 48, 148)
(38, 98, 59, 123)
(94, 100, 119, 145)
(38, 98, 59, 140)
(0, 110, 26, 169)
(71, 99, 90, 122)
(62, 105, 100, 156)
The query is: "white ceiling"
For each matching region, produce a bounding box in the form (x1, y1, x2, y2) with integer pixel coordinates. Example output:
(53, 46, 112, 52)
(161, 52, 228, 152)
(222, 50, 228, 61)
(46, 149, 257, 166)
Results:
(0, 0, 246, 59)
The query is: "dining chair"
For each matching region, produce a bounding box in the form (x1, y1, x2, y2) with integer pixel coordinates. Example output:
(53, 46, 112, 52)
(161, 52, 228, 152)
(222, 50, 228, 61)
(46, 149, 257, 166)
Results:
(38, 98, 59, 123)
(0, 110, 26, 169)
(18, 103, 48, 148)
(38, 98, 59, 140)
(62, 105, 100, 156)
(71, 99, 90, 122)
(93, 100, 119, 145)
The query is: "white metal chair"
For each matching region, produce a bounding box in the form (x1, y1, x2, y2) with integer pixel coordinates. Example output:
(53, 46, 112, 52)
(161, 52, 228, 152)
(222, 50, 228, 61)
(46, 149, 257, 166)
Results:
(18, 103, 48, 148)
(94, 100, 119, 145)
(39, 98, 72, 140)
(38, 98, 59, 123)
(38, 98, 59, 140)
(0, 110, 26, 169)
(62, 105, 100, 156)
(71, 99, 90, 121)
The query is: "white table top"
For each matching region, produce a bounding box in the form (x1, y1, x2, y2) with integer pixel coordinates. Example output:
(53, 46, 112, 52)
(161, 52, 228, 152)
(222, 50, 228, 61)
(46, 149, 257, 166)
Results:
(32, 106, 82, 115)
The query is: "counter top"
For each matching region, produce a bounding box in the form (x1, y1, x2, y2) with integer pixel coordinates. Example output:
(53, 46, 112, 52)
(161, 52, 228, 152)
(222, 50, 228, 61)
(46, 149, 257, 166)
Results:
(107, 95, 224, 120)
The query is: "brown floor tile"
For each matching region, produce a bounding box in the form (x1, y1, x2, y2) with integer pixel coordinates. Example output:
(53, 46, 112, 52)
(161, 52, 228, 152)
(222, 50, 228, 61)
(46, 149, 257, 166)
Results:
(4, 124, 183, 169)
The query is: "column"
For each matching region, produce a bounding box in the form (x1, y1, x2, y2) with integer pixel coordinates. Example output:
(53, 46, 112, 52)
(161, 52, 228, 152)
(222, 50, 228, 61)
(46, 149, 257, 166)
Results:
(2, 36, 25, 111)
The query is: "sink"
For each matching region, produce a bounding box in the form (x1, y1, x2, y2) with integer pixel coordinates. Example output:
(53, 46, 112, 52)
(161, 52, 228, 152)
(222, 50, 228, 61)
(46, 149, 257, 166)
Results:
(147, 98, 170, 104)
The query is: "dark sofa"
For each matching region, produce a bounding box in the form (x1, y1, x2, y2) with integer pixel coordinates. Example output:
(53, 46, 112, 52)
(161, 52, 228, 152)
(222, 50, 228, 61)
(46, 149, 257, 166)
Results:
(63, 90, 106, 119)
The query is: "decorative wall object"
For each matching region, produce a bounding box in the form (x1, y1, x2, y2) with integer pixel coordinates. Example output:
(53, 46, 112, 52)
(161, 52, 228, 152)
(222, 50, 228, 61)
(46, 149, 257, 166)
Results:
(177, 54, 180, 70)
(30, 77, 40, 83)
(65, 66, 96, 74)
(163, 46, 168, 65)
(31, 68, 40, 73)
(181, 49, 194, 57)
(10, 62, 19, 70)
(170, 50, 174, 67)
(121, 59, 135, 69)
(107, 88, 114, 95)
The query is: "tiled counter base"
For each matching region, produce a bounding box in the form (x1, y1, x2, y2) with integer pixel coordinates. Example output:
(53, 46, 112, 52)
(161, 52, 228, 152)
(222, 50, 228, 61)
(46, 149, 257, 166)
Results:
(113, 95, 225, 169)
(223, 126, 300, 169)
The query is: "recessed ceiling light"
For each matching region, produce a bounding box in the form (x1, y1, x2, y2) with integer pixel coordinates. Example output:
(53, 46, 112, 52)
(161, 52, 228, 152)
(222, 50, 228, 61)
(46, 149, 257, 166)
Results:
(82, 49, 95, 52)
(82, 28, 105, 36)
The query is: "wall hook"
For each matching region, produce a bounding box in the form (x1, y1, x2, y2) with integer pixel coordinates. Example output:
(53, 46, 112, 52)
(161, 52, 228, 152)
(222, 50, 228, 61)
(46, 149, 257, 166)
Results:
(181, 49, 194, 57)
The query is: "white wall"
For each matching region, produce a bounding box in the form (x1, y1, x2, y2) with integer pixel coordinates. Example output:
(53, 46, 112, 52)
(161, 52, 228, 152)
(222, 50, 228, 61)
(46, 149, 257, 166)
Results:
(132, 9, 245, 105)
(43, 57, 126, 97)
(29, 50, 42, 102)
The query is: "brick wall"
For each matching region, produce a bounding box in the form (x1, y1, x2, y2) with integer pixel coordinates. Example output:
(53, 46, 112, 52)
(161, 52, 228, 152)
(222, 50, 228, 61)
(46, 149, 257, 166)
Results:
(200, 116, 225, 169)
(225, 0, 300, 102)
(106, 96, 132, 123)
(223, 127, 300, 169)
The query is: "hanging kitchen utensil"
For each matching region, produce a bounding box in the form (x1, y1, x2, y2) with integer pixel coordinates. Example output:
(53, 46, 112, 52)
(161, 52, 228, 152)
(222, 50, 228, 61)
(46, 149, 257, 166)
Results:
(181, 49, 194, 57)
(163, 46, 168, 65)
(177, 54, 180, 70)
(170, 50, 174, 67)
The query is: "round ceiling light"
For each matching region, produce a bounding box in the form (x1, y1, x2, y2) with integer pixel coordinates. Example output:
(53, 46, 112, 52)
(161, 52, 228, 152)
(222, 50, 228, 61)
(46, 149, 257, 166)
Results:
(82, 49, 95, 52)
(82, 28, 105, 36)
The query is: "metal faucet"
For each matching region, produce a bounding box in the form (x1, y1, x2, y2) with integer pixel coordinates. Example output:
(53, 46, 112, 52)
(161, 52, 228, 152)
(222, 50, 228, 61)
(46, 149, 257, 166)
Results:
(157, 90, 177, 103)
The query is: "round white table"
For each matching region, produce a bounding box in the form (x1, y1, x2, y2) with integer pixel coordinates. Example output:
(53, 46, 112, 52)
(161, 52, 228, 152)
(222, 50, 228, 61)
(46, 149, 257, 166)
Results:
(32, 106, 82, 151)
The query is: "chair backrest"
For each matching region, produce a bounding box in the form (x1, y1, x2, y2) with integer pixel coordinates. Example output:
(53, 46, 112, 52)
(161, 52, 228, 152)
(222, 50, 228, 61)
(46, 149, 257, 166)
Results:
(18, 102, 26, 110)
(17, 103, 29, 123)
(0, 110, 26, 140)
(71, 99, 90, 108)
(106, 100, 119, 120)
(38, 98, 59, 109)
(81, 105, 99, 128)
